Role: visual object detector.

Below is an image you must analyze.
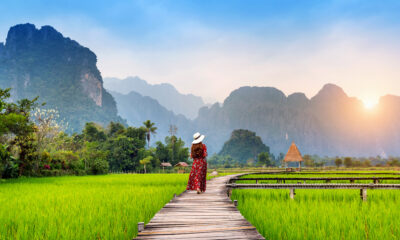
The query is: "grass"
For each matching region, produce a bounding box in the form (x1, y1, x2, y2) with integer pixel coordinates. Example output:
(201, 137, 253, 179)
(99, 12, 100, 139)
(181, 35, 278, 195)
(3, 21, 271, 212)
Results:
(232, 171, 400, 240)
(0, 174, 188, 239)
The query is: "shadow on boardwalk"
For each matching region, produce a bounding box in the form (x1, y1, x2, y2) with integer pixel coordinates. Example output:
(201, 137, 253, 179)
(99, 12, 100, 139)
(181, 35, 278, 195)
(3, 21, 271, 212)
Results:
(135, 174, 264, 239)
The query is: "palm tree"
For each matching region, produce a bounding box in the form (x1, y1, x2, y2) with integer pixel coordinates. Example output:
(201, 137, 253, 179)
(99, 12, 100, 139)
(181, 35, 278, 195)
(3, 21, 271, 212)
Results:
(143, 120, 157, 148)
(140, 156, 152, 173)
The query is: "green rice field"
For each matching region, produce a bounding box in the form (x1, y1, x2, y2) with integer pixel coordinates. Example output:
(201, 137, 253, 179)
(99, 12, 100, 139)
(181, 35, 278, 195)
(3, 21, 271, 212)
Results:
(0, 174, 188, 239)
(232, 172, 400, 240)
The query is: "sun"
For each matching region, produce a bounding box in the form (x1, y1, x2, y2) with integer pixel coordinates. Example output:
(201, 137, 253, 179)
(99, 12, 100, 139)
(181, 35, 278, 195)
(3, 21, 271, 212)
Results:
(362, 99, 378, 110)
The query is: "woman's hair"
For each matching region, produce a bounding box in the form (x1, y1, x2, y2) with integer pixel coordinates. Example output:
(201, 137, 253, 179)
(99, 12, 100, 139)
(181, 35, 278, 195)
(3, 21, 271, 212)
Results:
(191, 143, 204, 159)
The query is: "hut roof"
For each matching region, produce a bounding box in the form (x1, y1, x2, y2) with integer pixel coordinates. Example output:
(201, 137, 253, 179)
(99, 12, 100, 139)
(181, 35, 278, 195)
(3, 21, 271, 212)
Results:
(161, 162, 172, 167)
(174, 162, 189, 167)
(284, 142, 303, 162)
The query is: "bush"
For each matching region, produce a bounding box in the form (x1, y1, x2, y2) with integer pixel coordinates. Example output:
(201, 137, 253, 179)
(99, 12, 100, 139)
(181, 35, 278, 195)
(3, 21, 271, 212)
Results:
(88, 159, 109, 175)
(0, 144, 18, 179)
(51, 151, 81, 170)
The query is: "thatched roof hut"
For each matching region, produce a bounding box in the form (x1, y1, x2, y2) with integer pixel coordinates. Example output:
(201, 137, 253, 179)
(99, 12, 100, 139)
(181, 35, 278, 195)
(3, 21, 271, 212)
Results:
(284, 142, 303, 169)
(160, 162, 172, 167)
(174, 162, 189, 167)
(174, 162, 189, 173)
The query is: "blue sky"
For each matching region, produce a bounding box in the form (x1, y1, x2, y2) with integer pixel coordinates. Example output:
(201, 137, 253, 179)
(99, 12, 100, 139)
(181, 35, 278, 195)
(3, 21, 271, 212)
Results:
(1, 0, 400, 104)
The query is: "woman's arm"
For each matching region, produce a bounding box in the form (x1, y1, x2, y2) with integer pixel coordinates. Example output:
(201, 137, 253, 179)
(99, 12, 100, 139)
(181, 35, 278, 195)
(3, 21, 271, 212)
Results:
(203, 144, 208, 158)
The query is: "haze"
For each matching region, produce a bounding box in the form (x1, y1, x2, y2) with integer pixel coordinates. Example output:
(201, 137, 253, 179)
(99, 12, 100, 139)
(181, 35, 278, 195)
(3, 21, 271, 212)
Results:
(1, 0, 399, 104)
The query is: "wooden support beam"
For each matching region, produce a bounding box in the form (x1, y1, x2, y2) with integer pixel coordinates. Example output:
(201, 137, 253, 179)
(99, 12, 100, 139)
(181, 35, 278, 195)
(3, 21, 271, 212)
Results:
(289, 188, 295, 199)
(360, 188, 367, 201)
(138, 222, 144, 232)
(234, 200, 238, 207)
(227, 189, 232, 197)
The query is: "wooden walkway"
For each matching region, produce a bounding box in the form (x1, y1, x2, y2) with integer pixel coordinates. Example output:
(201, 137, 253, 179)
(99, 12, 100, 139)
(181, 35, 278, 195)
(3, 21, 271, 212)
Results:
(135, 175, 264, 239)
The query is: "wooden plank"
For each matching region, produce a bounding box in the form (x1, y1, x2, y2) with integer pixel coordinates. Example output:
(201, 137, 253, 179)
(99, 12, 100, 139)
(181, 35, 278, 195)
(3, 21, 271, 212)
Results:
(133, 174, 264, 239)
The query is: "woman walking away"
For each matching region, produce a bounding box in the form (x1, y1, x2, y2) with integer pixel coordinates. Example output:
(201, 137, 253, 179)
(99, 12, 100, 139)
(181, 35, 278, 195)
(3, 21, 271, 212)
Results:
(186, 132, 208, 194)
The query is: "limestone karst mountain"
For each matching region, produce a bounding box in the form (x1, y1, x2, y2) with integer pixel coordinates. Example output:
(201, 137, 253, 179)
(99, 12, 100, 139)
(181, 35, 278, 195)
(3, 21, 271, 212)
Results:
(194, 85, 400, 157)
(0, 23, 124, 132)
(104, 77, 205, 119)
(109, 90, 193, 144)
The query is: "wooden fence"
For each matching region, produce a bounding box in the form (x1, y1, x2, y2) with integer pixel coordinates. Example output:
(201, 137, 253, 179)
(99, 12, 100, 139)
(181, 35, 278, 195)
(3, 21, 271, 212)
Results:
(230, 177, 400, 184)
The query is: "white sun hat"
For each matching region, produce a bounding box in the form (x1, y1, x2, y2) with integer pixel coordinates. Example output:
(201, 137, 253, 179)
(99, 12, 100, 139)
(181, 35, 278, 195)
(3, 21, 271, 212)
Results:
(192, 132, 205, 144)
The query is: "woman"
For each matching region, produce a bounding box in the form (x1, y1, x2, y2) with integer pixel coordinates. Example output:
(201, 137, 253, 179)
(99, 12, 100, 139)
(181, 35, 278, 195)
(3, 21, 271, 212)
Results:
(186, 132, 208, 194)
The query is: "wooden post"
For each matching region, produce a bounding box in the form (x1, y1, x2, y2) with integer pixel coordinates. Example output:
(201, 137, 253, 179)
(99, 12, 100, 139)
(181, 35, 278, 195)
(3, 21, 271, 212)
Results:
(256, 180, 258, 184)
(233, 200, 238, 207)
(227, 189, 232, 197)
(138, 222, 144, 232)
(289, 188, 295, 199)
(360, 188, 367, 201)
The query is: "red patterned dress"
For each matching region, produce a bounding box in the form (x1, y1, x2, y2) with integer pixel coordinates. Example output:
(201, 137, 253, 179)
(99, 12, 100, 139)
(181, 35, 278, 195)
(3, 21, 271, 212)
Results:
(186, 144, 208, 192)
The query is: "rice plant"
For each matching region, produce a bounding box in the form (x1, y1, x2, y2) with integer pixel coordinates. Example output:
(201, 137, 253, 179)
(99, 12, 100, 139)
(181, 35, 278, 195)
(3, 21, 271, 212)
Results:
(233, 172, 400, 239)
(0, 174, 188, 239)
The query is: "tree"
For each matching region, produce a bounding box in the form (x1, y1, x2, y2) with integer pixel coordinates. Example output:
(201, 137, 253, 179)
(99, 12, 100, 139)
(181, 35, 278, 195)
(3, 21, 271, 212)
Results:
(219, 129, 270, 163)
(6, 96, 40, 176)
(33, 108, 66, 172)
(344, 157, 353, 168)
(334, 158, 343, 168)
(143, 120, 157, 148)
(140, 156, 152, 173)
(154, 136, 189, 166)
(303, 155, 315, 167)
(257, 152, 273, 167)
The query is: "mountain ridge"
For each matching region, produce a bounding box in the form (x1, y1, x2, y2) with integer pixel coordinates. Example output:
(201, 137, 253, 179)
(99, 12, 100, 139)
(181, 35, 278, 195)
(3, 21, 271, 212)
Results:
(104, 76, 205, 119)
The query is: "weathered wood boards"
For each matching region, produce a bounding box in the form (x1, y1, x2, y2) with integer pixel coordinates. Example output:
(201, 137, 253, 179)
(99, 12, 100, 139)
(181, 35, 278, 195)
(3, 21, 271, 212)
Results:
(134, 175, 264, 240)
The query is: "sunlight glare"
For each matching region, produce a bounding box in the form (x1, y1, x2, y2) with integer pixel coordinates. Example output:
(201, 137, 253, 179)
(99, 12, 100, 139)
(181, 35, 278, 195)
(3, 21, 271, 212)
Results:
(362, 99, 378, 110)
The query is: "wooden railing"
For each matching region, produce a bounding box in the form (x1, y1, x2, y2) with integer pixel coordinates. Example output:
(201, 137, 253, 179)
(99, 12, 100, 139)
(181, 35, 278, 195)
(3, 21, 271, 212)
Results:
(226, 173, 400, 201)
(230, 177, 400, 184)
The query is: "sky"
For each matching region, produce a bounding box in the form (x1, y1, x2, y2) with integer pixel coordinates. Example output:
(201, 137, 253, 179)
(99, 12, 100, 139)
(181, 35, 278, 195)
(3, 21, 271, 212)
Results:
(1, 0, 400, 105)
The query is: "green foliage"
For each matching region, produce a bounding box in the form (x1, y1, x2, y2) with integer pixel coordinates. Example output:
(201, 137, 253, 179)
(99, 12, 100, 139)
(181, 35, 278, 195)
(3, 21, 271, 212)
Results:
(0, 144, 18, 179)
(219, 129, 270, 163)
(303, 154, 315, 167)
(257, 152, 274, 167)
(344, 157, 353, 167)
(0, 86, 187, 176)
(208, 154, 241, 168)
(155, 136, 189, 166)
(335, 157, 343, 167)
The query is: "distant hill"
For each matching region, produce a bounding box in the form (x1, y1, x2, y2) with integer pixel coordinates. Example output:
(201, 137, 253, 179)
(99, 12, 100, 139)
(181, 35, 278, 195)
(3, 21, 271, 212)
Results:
(104, 77, 205, 119)
(219, 129, 270, 163)
(109, 90, 193, 144)
(195, 84, 400, 157)
(0, 23, 124, 132)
